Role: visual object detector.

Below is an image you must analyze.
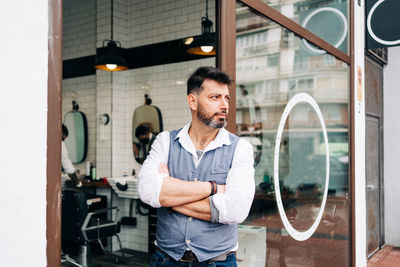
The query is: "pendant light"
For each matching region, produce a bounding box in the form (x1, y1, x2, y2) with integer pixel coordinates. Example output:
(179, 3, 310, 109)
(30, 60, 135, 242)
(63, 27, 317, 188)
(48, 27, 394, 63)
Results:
(186, 0, 216, 56)
(94, 0, 128, 71)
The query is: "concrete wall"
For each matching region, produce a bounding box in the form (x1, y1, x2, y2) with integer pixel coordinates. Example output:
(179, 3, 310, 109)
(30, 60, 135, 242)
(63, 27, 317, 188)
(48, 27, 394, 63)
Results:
(0, 1, 48, 266)
(384, 46, 400, 247)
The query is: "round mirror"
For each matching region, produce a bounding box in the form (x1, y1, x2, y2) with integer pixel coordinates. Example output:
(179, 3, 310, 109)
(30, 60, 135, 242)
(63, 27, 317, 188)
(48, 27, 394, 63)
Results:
(64, 111, 88, 163)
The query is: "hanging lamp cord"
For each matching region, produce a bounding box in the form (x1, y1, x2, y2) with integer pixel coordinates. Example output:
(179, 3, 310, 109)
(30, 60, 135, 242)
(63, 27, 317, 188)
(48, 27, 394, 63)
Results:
(205, 0, 208, 19)
(111, 0, 114, 40)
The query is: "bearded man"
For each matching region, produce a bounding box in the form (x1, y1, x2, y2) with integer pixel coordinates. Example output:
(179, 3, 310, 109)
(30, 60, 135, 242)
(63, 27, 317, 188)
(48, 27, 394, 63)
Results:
(138, 66, 255, 266)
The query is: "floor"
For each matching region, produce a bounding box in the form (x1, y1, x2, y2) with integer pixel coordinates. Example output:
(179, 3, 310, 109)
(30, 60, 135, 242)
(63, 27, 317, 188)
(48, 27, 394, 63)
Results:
(60, 244, 400, 267)
(368, 246, 400, 267)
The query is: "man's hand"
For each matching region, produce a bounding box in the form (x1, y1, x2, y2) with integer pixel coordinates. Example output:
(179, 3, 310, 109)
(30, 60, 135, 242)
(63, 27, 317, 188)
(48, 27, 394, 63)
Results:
(172, 198, 211, 221)
(68, 172, 83, 187)
(217, 184, 226, 194)
(158, 162, 226, 207)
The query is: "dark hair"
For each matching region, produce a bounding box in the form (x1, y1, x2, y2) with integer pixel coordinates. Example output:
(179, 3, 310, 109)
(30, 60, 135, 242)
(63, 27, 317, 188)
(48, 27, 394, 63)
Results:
(62, 124, 68, 137)
(135, 125, 150, 138)
(187, 66, 233, 95)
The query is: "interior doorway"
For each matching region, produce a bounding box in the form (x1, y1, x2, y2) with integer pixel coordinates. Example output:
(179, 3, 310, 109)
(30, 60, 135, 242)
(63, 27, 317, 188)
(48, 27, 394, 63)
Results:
(365, 54, 385, 258)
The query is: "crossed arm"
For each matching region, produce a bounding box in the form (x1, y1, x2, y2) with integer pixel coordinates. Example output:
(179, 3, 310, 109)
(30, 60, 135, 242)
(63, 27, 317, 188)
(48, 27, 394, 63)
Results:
(158, 163, 225, 221)
(138, 131, 255, 224)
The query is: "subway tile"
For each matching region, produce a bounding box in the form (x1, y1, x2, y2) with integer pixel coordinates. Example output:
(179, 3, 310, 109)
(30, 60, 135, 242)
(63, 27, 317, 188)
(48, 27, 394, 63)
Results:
(63, 1, 213, 250)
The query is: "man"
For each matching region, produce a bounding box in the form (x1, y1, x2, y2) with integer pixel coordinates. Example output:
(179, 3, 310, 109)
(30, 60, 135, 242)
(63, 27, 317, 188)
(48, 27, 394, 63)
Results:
(133, 124, 156, 164)
(138, 66, 255, 266)
(62, 124, 82, 187)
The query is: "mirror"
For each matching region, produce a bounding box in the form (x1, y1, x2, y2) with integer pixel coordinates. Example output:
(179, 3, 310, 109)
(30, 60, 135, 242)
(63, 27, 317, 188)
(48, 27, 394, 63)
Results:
(132, 95, 163, 164)
(64, 110, 88, 163)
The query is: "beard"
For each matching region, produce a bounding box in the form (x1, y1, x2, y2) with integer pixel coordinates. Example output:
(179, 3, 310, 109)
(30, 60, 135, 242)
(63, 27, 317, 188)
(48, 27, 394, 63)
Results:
(197, 102, 227, 129)
(141, 137, 150, 144)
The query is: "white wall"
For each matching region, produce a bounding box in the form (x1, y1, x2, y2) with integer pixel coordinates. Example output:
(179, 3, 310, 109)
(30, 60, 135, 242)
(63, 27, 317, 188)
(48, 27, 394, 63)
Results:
(384, 46, 400, 247)
(0, 1, 48, 266)
(62, 76, 97, 174)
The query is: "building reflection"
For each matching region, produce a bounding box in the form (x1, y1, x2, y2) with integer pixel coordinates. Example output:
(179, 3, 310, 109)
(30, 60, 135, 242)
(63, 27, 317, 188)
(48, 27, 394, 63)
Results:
(235, 1, 350, 266)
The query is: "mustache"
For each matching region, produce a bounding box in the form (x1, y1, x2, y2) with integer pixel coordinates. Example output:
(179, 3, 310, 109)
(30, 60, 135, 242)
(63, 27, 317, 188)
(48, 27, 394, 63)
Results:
(213, 110, 228, 116)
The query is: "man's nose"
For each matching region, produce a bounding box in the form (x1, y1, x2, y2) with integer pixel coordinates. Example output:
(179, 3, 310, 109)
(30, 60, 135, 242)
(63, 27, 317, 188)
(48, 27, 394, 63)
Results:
(220, 98, 229, 111)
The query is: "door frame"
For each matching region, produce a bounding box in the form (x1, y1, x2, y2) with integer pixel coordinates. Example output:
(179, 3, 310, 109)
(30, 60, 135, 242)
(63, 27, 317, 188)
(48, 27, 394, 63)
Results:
(47, 0, 63, 266)
(216, 0, 356, 265)
(365, 53, 386, 257)
(47, 0, 361, 266)
(365, 112, 383, 257)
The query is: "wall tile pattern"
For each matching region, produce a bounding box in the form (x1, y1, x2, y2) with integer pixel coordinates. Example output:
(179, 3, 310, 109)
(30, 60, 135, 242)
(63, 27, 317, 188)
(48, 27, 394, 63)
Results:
(63, 0, 215, 252)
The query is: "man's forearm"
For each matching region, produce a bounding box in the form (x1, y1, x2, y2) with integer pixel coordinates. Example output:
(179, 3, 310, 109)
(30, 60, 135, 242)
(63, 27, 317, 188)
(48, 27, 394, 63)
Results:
(172, 197, 211, 221)
(159, 176, 212, 207)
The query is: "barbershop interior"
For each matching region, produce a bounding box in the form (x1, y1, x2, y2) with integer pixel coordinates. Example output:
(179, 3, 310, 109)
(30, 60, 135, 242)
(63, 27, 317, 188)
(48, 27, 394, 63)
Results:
(57, 0, 389, 266)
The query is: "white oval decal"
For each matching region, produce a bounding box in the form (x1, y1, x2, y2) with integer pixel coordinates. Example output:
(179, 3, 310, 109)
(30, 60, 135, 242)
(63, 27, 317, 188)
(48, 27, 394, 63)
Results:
(367, 0, 400, 46)
(301, 7, 348, 54)
(274, 93, 330, 241)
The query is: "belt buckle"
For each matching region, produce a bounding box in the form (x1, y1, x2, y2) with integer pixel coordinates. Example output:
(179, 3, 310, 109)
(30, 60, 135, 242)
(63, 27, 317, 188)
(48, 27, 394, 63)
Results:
(180, 251, 197, 262)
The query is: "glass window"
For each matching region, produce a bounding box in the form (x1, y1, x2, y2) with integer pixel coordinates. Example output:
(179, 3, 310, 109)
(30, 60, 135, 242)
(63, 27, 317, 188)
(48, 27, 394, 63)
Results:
(261, 0, 349, 55)
(236, 3, 350, 266)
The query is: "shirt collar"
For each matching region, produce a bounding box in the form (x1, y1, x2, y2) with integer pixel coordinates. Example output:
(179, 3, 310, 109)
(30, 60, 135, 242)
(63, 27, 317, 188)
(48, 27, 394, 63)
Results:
(175, 122, 231, 154)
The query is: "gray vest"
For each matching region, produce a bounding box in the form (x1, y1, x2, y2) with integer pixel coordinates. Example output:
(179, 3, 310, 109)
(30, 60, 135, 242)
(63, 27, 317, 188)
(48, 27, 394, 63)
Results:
(156, 129, 240, 262)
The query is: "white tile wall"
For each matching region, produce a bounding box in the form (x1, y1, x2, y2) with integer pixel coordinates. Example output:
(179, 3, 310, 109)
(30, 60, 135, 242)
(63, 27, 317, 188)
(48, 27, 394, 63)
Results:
(63, 0, 96, 60)
(127, 0, 215, 48)
(63, 0, 216, 253)
(62, 76, 97, 175)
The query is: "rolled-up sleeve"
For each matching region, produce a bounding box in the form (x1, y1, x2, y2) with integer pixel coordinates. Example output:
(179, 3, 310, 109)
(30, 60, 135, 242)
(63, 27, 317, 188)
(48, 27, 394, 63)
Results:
(138, 131, 170, 208)
(62, 142, 76, 174)
(211, 138, 255, 224)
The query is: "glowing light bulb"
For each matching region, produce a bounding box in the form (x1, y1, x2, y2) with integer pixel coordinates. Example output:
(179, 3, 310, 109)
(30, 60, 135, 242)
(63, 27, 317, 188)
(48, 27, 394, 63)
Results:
(200, 46, 213, 53)
(184, 37, 194, 45)
(106, 64, 117, 70)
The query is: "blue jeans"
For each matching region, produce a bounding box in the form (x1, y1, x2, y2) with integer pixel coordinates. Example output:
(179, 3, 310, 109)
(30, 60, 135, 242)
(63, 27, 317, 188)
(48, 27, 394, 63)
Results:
(149, 249, 237, 267)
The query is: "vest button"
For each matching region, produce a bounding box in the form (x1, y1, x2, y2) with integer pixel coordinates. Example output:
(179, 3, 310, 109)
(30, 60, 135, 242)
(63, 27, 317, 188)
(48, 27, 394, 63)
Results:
(186, 239, 191, 244)
(188, 217, 193, 221)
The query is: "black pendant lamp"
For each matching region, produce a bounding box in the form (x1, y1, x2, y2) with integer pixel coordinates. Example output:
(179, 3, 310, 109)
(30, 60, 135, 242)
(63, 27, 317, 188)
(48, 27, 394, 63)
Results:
(94, 0, 128, 71)
(186, 0, 216, 56)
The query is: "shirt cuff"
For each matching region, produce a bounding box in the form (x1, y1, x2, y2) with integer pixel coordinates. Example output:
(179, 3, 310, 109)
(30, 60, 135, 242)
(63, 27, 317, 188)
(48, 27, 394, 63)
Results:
(154, 172, 169, 207)
(209, 196, 220, 223)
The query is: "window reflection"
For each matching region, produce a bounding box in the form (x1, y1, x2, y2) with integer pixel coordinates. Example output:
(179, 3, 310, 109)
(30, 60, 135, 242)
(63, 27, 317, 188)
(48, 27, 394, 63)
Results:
(259, 0, 349, 55)
(236, 3, 350, 266)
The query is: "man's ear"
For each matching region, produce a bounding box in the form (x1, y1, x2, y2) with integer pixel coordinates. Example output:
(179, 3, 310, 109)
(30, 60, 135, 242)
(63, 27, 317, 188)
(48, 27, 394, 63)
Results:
(187, 94, 198, 111)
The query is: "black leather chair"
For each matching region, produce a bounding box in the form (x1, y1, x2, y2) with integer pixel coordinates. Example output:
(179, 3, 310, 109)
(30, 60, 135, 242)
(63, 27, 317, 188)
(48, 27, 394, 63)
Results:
(62, 188, 124, 266)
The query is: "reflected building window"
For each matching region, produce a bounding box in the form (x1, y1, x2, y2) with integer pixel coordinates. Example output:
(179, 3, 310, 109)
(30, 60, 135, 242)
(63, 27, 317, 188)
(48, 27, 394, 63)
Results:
(236, 2, 350, 266)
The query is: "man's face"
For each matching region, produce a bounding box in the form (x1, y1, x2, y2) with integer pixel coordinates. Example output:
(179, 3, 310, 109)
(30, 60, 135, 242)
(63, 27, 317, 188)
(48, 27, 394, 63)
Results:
(195, 79, 230, 129)
(139, 133, 150, 144)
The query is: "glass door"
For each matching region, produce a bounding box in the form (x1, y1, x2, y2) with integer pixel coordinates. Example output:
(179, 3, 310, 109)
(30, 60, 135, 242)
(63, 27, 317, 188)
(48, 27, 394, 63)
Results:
(233, 1, 351, 266)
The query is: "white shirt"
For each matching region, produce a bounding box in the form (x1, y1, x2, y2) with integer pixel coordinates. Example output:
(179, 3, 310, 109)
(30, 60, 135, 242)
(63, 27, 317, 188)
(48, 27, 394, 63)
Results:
(62, 141, 75, 174)
(138, 123, 255, 224)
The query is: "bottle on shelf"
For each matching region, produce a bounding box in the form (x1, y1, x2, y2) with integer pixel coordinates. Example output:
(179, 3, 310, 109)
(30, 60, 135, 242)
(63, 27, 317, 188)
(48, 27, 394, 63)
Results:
(90, 163, 96, 180)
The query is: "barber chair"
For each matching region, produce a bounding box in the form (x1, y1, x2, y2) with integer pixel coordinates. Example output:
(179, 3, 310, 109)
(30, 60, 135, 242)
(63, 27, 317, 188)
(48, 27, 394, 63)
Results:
(61, 188, 124, 267)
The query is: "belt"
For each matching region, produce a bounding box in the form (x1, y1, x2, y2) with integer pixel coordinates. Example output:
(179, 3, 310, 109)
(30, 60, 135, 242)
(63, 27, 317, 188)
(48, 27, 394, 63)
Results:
(157, 248, 234, 263)
(180, 250, 198, 262)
